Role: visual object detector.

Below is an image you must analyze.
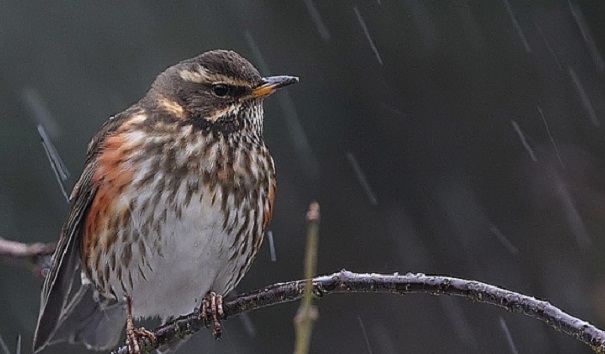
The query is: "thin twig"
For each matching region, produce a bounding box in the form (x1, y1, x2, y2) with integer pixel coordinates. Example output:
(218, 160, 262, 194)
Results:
(293, 202, 320, 354)
(111, 270, 605, 354)
(0, 237, 54, 278)
(2, 238, 603, 353)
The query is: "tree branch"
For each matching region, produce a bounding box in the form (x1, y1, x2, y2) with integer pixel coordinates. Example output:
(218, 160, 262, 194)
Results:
(2, 236, 603, 352)
(0, 236, 54, 278)
(110, 270, 605, 354)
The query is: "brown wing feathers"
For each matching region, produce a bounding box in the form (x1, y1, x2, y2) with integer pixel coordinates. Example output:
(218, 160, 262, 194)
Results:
(33, 111, 134, 352)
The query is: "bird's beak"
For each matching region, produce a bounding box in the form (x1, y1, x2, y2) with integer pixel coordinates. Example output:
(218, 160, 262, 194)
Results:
(250, 75, 299, 98)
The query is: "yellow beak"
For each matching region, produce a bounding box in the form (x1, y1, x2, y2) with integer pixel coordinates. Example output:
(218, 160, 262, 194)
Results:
(250, 75, 299, 98)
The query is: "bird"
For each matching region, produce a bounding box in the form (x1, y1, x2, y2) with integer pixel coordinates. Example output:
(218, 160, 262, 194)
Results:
(33, 49, 298, 353)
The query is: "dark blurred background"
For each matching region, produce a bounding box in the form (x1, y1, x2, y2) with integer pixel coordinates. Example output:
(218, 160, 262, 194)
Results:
(2, 1, 605, 353)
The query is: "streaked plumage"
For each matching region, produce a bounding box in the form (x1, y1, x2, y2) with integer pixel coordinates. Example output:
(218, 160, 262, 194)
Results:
(33, 50, 297, 353)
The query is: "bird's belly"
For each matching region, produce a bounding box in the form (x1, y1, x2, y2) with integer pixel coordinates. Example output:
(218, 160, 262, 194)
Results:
(93, 178, 263, 320)
(128, 200, 228, 319)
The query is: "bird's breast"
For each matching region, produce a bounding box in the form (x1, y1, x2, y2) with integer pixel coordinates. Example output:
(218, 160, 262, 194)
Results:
(83, 125, 275, 318)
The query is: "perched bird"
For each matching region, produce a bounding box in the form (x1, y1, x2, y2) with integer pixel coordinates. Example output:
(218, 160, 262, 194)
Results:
(33, 50, 298, 353)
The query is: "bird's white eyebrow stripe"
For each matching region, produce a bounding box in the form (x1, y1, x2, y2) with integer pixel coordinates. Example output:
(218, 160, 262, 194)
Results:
(178, 64, 214, 83)
(178, 65, 252, 87)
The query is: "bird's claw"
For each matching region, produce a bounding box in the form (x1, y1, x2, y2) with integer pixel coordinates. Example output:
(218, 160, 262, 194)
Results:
(200, 291, 224, 340)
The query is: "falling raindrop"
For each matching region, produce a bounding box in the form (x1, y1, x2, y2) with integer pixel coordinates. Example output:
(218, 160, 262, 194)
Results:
(357, 315, 374, 354)
(353, 6, 384, 65)
(346, 152, 378, 206)
(21, 88, 60, 139)
(568, 67, 600, 127)
(511, 120, 537, 162)
(499, 317, 520, 354)
(239, 312, 257, 338)
(569, 2, 605, 73)
(380, 102, 405, 117)
(37, 124, 70, 203)
(489, 225, 519, 256)
(536, 105, 563, 168)
(267, 230, 277, 262)
(439, 297, 478, 349)
(536, 24, 562, 70)
(554, 176, 592, 248)
(501, 0, 531, 53)
(303, 0, 331, 42)
(0, 334, 10, 354)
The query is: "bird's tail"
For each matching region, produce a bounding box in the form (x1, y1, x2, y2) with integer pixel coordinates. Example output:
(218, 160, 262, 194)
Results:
(34, 285, 126, 353)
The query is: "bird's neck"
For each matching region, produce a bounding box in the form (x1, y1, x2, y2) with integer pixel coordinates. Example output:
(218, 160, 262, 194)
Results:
(143, 92, 265, 140)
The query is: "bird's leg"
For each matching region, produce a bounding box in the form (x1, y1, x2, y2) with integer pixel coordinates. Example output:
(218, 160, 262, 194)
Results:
(125, 297, 156, 353)
(126, 297, 140, 354)
(200, 291, 224, 339)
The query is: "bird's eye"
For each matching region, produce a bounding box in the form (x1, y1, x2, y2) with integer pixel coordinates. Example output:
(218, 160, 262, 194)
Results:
(212, 84, 230, 97)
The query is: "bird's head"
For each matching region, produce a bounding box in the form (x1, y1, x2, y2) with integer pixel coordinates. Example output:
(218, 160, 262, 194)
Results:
(147, 50, 298, 135)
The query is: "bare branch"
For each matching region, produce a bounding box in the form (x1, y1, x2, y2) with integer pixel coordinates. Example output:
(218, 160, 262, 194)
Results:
(111, 270, 605, 354)
(0, 237, 54, 278)
(2, 237, 603, 353)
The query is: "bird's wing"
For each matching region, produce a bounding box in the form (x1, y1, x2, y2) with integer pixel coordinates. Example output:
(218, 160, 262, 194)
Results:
(33, 110, 137, 352)
(33, 161, 97, 351)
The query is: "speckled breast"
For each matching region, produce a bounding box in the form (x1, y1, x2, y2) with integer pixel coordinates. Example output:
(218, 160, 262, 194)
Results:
(80, 122, 275, 317)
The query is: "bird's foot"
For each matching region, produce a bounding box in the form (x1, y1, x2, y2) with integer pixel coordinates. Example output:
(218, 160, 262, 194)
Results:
(126, 326, 156, 354)
(125, 296, 156, 353)
(125, 319, 139, 354)
(200, 291, 224, 340)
